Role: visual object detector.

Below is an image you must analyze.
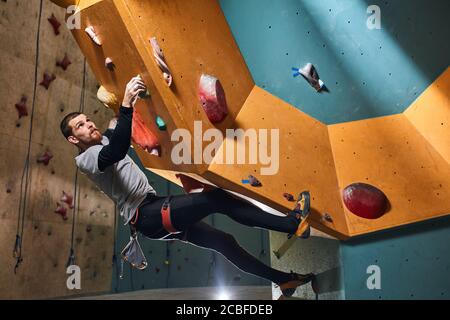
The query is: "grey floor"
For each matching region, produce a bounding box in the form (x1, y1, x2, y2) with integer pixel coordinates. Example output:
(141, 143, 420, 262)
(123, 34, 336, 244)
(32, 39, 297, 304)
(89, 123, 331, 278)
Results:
(70, 286, 272, 300)
(270, 229, 345, 300)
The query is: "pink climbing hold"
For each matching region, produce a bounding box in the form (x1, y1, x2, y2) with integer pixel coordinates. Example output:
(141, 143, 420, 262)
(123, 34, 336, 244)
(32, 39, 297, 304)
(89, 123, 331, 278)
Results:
(55, 203, 68, 220)
(56, 53, 71, 71)
(105, 57, 114, 70)
(199, 74, 229, 124)
(61, 191, 74, 209)
(48, 14, 61, 36)
(15, 96, 28, 119)
(37, 151, 53, 166)
(342, 183, 388, 219)
(40, 73, 56, 90)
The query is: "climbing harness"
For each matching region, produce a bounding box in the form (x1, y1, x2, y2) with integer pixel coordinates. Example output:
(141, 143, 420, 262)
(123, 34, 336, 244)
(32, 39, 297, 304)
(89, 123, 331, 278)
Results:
(161, 196, 180, 234)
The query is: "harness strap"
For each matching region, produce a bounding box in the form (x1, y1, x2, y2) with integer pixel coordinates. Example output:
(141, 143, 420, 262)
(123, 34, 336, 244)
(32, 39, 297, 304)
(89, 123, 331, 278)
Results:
(161, 196, 179, 234)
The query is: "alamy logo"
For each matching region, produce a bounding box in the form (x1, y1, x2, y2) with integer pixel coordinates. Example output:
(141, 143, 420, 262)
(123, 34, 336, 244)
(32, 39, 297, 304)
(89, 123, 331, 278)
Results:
(66, 265, 81, 290)
(66, 5, 81, 30)
(366, 265, 381, 290)
(367, 5, 381, 30)
(171, 121, 280, 176)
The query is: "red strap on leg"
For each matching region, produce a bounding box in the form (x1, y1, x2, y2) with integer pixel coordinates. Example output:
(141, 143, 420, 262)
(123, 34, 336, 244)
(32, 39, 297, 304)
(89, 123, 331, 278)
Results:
(161, 196, 179, 234)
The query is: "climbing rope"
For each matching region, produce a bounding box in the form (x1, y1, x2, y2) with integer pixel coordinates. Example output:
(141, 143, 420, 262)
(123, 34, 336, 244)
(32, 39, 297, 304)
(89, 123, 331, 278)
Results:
(66, 58, 87, 268)
(13, 0, 44, 274)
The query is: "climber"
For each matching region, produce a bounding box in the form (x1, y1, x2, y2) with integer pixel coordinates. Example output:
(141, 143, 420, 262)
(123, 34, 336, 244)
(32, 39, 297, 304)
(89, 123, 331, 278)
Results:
(60, 76, 314, 297)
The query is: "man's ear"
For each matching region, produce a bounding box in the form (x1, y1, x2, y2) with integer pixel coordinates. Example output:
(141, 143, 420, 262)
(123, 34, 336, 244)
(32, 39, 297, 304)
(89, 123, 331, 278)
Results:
(67, 135, 79, 145)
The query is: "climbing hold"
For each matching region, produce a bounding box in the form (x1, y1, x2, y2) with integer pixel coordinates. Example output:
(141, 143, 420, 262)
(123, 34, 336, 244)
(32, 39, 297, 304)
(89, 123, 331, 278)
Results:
(37, 151, 53, 166)
(149, 37, 173, 86)
(40, 73, 56, 90)
(86, 225, 92, 233)
(56, 53, 71, 71)
(155, 116, 167, 131)
(164, 260, 170, 266)
(105, 57, 114, 70)
(283, 193, 294, 201)
(155, 267, 160, 274)
(248, 175, 262, 187)
(47, 14, 61, 36)
(136, 75, 151, 98)
(97, 86, 119, 109)
(15, 96, 28, 119)
(13, 235, 22, 259)
(342, 183, 388, 219)
(322, 213, 333, 223)
(61, 191, 74, 209)
(292, 63, 324, 92)
(139, 89, 151, 99)
(85, 26, 102, 46)
(132, 109, 160, 157)
(55, 203, 68, 220)
(198, 74, 229, 123)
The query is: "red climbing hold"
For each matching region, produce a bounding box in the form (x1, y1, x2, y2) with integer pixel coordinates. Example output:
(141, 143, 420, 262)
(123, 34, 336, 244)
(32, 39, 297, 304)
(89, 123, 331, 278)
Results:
(61, 191, 74, 209)
(48, 14, 61, 36)
(15, 96, 28, 119)
(342, 183, 388, 219)
(199, 74, 229, 124)
(55, 203, 68, 220)
(37, 151, 53, 166)
(40, 73, 56, 90)
(56, 54, 72, 71)
(131, 109, 160, 156)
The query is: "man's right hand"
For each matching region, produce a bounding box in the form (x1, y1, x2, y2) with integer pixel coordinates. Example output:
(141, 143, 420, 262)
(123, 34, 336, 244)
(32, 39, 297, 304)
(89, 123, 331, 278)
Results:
(122, 76, 146, 108)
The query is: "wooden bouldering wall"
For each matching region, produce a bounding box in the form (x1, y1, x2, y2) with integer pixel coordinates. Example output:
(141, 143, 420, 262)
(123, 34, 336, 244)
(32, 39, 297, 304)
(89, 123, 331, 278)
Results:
(47, 0, 450, 240)
(0, 0, 116, 299)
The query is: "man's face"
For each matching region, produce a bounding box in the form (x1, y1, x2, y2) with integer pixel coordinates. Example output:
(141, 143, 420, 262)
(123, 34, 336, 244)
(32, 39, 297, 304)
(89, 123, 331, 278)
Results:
(67, 114, 102, 149)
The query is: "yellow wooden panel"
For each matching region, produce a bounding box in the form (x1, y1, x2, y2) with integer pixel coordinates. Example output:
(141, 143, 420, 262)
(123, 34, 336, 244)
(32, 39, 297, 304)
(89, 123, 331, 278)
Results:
(205, 86, 348, 239)
(405, 67, 450, 164)
(70, 0, 183, 172)
(118, 0, 254, 131)
(115, 0, 255, 174)
(329, 114, 450, 236)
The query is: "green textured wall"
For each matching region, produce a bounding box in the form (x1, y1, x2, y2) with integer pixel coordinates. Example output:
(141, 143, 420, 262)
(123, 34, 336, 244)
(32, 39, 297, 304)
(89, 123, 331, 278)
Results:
(218, 0, 450, 299)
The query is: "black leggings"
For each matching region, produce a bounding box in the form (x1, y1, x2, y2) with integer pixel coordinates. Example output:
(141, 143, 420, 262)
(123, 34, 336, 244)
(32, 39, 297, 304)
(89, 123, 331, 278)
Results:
(134, 188, 298, 284)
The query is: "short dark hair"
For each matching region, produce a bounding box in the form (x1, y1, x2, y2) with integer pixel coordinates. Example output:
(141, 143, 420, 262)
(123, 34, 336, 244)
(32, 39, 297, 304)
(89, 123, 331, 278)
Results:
(60, 112, 82, 139)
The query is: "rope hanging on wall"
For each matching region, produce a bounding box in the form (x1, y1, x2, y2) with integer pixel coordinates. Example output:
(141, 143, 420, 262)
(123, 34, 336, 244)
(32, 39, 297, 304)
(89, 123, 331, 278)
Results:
(66, 58, 87, 268)
(13, 0, 44, 274)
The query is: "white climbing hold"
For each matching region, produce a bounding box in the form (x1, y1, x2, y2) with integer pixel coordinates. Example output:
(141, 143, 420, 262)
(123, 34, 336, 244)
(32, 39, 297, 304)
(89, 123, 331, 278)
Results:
(149, 37, 173, 87)
(85, 26, 102, 46)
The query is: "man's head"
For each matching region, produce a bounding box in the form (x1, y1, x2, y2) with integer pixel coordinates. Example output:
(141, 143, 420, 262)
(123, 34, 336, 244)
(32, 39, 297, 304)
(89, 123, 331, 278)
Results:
(60, 112, 102, 150)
